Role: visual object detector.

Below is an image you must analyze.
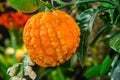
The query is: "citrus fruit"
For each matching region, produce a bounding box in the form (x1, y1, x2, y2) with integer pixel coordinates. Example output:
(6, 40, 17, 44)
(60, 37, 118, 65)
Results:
(23, 10, 80, 67)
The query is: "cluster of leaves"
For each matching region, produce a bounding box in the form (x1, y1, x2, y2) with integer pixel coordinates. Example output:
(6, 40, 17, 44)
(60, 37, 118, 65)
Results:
(76, 0, 120, 80)
(2, 0, 120, 80)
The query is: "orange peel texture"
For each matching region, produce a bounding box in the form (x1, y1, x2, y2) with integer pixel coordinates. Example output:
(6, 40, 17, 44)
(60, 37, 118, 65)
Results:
(23, 10, 80, 67)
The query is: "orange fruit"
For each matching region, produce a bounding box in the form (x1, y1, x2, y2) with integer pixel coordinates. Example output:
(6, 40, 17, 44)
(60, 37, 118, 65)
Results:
(23, 10, 80, 67)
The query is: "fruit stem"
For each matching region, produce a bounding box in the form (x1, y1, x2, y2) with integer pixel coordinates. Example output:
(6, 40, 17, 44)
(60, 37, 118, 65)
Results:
(45, 1, 57, 11)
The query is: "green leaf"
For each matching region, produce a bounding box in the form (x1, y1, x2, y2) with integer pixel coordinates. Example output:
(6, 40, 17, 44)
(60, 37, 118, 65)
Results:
(100, 55, 112, 76)
(76, 33, 87, 67)
(0, 54, 9, 67)
(115, 0, 120, 13)
(37, 68, 53, 79)
(76, 6, 107, 66)
(77, 6, 107, 32)
(76, 8, 96, 66)
(53, 0, 66, 5)
(60, 60, 74, 72)
(109, 30, 120, 53)
(84, 65, 101, 78)
(0, 54, 9, 79)
(77, 8, 95, 31)
(7, 0, 45, 13)
(70, 54, 78, 68)
(111, 62, 120, 80)
(108, 9, 114, 23)
(38, 6, 46, 12)
(111, 54, 120, 75)
(51, 68, 65, 80)
(101, 2, 115, 23)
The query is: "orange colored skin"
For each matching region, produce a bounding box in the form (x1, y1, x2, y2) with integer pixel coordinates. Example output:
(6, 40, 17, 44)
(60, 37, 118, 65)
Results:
(23, 10, 80, 67)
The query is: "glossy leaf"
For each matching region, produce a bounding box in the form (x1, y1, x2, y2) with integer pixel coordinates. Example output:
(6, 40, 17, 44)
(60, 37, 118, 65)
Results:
(76, 8, 95, 66)
(111, 54, 120, 75)
(111, 62, 120, 80)
(84, 65, 101, 78)
(76, 6, 107, 66)
(100, 55, 112, 76)
(7, 0, 45, 13)
(109, 30, 120, 53)
(101, 2, 115, 22)
(77, 6, 107, 32)
(77, 8, 95, 31)
(76, 32, 88, 67)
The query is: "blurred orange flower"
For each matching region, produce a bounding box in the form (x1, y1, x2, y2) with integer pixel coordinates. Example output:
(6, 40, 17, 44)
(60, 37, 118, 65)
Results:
(0, 12, 14, 29)
(0, 12, 31, 29)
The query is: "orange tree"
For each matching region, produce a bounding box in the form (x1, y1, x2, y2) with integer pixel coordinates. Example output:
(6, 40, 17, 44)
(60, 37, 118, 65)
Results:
(6, 0, 120, 80)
